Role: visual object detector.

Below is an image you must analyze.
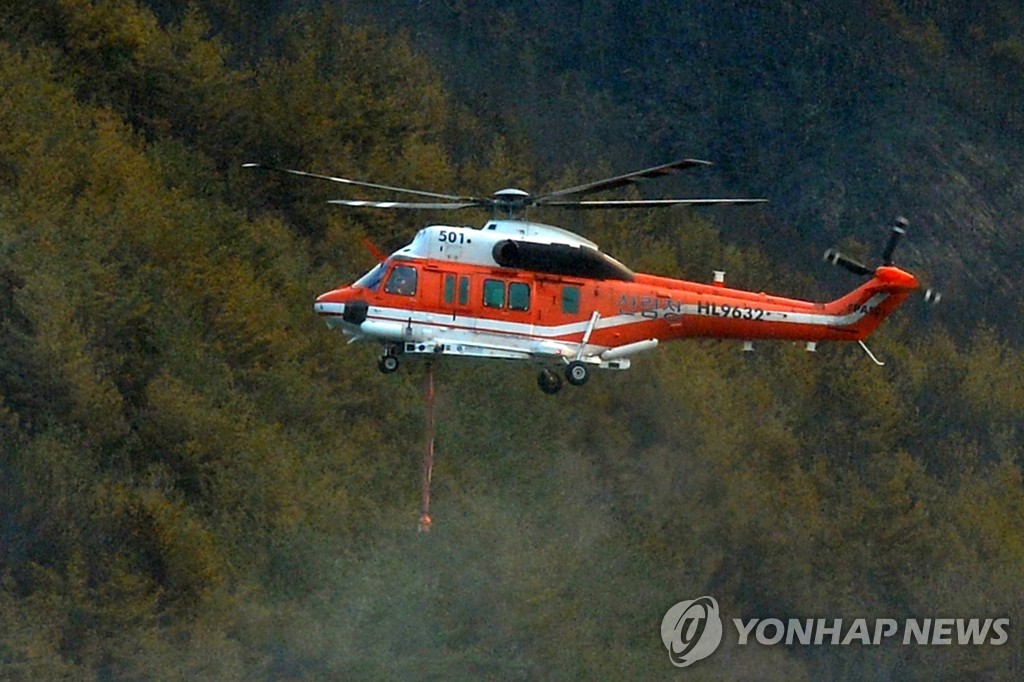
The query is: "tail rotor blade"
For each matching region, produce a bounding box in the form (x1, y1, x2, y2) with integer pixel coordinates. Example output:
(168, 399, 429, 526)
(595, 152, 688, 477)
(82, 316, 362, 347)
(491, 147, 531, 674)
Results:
(882, 217, 908, 265)
(823, 248, 872, 276)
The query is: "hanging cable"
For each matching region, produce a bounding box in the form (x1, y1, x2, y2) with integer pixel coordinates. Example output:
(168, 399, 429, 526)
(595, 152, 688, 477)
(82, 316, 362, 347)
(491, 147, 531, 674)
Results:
(418, 361, 435, 533)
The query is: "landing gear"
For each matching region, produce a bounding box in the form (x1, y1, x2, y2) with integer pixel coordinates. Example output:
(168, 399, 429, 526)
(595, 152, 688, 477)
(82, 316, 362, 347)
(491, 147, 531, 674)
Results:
(537, 368, 563, 394)
(539, 362, 590, 392)
(378, 347, 400, 374)
(565, 360, 590, 386)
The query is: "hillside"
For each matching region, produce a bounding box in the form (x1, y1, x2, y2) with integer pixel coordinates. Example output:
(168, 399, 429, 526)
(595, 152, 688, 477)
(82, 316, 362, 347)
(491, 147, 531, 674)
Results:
(0, 2, 1022, 679)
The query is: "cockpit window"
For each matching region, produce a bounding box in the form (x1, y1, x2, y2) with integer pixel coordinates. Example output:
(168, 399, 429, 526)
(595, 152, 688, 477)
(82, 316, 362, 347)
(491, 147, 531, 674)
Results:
(384, 264, 418, 296)
(353, 263, 384, 290)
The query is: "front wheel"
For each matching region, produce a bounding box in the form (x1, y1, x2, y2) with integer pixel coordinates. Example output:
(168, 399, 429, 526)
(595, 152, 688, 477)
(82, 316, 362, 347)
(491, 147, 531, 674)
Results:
(565, 360, 589, 386)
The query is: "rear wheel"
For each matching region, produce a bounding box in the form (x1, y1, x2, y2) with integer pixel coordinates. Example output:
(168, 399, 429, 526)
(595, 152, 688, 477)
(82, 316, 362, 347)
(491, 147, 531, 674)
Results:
(565, 360, 589, 386)
(378, 354, 400, 374)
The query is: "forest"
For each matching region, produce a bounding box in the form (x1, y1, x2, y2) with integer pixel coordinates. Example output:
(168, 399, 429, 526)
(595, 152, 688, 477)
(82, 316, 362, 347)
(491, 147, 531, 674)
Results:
(0, 1, 1022, 679)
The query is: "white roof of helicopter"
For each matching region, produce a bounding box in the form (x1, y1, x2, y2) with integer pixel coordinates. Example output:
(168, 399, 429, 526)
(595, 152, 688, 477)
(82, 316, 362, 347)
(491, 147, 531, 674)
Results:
(391, 219, 601, 267)
(483, 219, 599, 247)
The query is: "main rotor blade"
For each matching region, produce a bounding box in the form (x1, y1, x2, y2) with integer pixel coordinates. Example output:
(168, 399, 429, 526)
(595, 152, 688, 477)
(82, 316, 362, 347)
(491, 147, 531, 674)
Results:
(242, 163, 478, 202)
(531, 159, 713, 203)
(542, 198, 768, 209)
(327, 199, 486, 210)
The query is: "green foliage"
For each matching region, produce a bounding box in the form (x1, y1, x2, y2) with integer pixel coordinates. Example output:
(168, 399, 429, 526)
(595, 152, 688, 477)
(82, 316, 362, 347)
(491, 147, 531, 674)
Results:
(0, 2, 1020, 680)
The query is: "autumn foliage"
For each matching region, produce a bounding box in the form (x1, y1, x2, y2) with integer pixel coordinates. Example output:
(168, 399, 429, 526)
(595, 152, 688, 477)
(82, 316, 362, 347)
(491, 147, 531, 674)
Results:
(0, 2, 1021, 679)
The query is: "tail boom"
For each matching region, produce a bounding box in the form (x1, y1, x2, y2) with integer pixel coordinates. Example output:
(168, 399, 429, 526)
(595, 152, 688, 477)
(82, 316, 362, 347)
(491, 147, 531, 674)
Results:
(621, 266, 919, 346)
(820, 265, 918, 340)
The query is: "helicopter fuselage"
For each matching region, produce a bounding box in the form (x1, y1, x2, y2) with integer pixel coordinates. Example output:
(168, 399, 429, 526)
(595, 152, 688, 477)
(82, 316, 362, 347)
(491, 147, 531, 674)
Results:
(314, 219, 919, 391)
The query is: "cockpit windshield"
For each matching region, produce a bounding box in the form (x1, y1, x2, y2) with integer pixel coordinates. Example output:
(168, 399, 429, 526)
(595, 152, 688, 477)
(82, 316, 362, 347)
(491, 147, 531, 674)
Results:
(352, 262, 385, 290)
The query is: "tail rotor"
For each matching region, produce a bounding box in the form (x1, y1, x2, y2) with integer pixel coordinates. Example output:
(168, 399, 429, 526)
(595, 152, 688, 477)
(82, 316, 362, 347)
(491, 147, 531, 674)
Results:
(824, 216, 941, 306)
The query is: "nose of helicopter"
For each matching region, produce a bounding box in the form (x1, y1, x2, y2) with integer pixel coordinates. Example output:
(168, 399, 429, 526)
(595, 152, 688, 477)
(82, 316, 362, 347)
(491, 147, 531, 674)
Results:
(314, 287, 369, 328)
(314, 288, 349, 329)
(314, 290, 344, 315)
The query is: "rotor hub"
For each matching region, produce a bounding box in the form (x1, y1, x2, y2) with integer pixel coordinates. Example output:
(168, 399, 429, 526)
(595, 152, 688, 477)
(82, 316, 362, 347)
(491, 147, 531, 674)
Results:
(492, 187, 530, 201)
(491, 188, 531, 217)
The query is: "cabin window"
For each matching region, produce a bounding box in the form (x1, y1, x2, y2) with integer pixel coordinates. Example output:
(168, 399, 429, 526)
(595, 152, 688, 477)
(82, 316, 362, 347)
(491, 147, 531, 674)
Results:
(508, 282, 530, 311)
(562, 285, 581, 314)
(458, 276, 470, 305)
(483, 279, 505, 308)
(384, 264, 418, 296)
(443, 274, 456, 304)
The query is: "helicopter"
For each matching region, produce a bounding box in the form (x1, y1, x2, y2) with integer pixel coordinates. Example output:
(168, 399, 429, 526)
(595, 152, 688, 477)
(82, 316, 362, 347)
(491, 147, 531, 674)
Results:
(244, 159, 923, 394)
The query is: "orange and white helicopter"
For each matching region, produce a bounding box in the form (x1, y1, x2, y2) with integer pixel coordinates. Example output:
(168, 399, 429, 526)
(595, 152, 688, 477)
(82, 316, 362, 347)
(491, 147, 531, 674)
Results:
(246, 159, 926, 394)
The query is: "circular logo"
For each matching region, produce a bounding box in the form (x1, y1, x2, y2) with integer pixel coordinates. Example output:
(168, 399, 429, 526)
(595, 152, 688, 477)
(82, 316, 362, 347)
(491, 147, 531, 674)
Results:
(661, 596, 723, 667)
